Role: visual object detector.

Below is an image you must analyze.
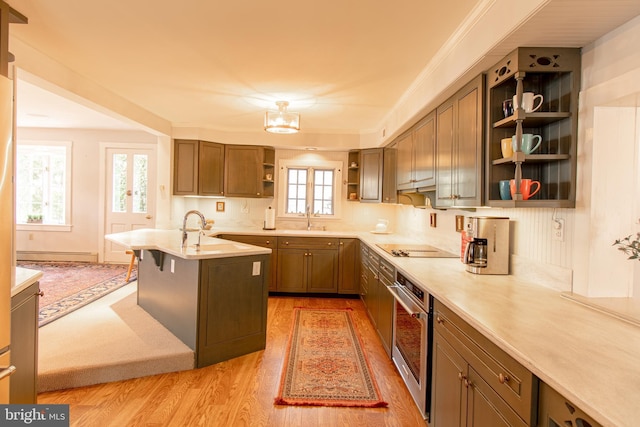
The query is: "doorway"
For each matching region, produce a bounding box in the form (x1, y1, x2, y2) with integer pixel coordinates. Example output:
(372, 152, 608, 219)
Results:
(102, 144, 157, 263)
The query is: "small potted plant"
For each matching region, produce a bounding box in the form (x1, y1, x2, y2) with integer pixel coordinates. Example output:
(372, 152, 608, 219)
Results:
(613, 232, 640, 261)
(27, 214, 43, 224)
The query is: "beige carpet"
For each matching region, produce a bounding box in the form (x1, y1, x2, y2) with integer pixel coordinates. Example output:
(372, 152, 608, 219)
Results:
(38, 282, 194, 392)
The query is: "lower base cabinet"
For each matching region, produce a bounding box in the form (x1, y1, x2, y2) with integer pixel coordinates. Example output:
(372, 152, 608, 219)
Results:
(431, 299, 537, 427)
(138, 250, 269, 368)
(276, 237, 338, 293)
(10, 281, 40, 403)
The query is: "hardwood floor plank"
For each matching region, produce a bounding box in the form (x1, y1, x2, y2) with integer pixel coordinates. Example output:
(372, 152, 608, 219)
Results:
(38, 296, 428, 426)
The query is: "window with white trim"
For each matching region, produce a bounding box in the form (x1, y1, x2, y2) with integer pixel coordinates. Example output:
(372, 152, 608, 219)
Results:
(278, 159, 342, 218)
(16, 141, 72, 226)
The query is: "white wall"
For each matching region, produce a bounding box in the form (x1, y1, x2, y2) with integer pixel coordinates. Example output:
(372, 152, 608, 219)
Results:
(15, 128, 158, 258)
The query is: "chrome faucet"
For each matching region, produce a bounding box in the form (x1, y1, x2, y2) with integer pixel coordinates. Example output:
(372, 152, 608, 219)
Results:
(182, 210, 207, 249)
(306, 204, 311, 231)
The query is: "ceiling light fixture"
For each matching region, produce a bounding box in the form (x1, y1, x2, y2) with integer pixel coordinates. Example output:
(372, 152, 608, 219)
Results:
(264, 101, 300, 134)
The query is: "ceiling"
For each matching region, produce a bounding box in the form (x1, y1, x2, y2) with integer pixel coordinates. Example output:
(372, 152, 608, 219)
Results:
(8, 0, 640, 138)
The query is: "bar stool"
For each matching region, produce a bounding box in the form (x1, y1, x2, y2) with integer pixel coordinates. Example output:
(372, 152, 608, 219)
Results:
(125, 250, 136, 282)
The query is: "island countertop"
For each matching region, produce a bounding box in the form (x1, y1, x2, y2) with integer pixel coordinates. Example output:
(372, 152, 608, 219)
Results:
(105, 228, 271, 260)
(12, 266, 43, 297)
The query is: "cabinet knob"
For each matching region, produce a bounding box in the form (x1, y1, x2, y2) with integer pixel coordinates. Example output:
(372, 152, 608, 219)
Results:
(285, 241, 289, 245)
(327, 242, 332, 246)
(498, 373, 510, 384)
(257, 192, 261, 196)
(339, 242, 344, 246)
(37, 290, 44, 297)
(436, 316, 444, 325)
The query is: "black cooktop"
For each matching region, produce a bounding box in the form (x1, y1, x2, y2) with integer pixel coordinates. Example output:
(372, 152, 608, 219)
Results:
(376, 243, 458, 258)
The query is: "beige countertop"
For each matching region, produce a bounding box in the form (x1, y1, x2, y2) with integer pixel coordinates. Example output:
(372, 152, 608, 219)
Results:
(12, 266, 43, 297)
(105, 228, 271, 260)
(213, 227, 637, 427)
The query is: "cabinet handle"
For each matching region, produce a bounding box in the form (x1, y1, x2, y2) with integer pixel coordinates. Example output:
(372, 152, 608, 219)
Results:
(265, 240, 270, 244)
(257, 192, 261, 196)
(458, 372, 464, 381)
(37, 290, 44, 297)
(285, 241, 289, 245)
(0, 365, 16, 380)
(464, 378, 471, 388)
(436, 316, 444, 325)
(339, 242, 343, 246)
(498, 373, 510, 384)
(327, 242, 332, 246)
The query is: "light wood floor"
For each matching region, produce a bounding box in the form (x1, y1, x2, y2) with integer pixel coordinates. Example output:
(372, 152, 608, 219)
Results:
(38, 296, 428, 427)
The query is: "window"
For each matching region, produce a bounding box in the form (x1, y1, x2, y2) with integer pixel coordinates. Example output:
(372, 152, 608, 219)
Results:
(278, 159, 342, 218)
(16, 141, 72, 226)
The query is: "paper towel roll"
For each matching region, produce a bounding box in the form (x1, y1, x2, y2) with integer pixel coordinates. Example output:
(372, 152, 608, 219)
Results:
(264, 206, 276, 230)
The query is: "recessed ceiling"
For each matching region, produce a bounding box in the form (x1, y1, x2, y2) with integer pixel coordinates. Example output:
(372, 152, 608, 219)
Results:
(8, 0, 640, 136)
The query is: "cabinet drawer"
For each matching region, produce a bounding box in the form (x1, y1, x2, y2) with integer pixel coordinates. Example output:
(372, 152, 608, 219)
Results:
(220, 234, 276, 248)
(434, 300, 537, 425)
(367, 249, 380, 268)
(379, 258, 394, 283)
(277, 236, 339, 250)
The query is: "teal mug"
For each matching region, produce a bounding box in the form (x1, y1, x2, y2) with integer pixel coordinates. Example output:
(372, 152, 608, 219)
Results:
(499, 180, 511, 200)
(512, 134, 542, 155)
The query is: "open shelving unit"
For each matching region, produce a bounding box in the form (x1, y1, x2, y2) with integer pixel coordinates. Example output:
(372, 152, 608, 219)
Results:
(347, 150, 360, 201)
(485, 47, 581, 208)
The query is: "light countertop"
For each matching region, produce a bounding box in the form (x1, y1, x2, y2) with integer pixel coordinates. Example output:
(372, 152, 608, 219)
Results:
(212, 227, 638, 427)
(105, 228, 271, 260)
(13, 266, 43, 297)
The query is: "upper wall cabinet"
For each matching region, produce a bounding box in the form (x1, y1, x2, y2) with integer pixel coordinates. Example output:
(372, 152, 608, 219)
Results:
(173, 139, 224, 196)
(360, 148, 383, 203)
(485, 47, 580, 208)
(382, 144, 397, 204)
(435, 74, 485, 208)
(224, 145, 275, 198)
(396, 111, 436, 192)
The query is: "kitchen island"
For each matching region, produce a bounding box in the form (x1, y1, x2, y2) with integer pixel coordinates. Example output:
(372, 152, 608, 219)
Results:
(105, 229, 271, 368)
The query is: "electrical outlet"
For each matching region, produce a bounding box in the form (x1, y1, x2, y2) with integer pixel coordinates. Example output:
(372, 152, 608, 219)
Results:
(430, 213, 437, 228)
(553, 218, 565, 242)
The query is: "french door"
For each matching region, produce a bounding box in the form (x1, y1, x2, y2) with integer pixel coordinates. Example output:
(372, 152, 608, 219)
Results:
(103, 146, 156, 263)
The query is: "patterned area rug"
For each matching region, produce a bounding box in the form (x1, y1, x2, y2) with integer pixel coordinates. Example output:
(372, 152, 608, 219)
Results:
(17, 261, 137, 327)
(274, 307, 388, 408)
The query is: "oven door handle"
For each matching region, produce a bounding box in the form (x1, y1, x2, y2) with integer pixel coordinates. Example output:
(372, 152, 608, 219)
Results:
(386, 283, 427, 319)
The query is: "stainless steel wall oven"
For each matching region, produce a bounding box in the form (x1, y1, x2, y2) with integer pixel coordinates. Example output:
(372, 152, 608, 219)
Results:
(387, 271, 433, 420)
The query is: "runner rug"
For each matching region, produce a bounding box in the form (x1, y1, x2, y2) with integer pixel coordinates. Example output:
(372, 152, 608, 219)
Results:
(16, 261, 137, 327)
(274, 307, 388, 408)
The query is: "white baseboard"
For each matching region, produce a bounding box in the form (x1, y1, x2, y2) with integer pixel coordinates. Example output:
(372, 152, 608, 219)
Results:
(17, 251, 98, 263)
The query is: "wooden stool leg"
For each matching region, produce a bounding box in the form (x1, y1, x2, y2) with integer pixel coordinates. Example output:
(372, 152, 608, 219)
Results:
(125, 250, 136, 282)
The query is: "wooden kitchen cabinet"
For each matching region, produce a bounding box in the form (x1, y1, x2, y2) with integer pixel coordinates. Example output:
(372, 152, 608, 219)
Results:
(360, 148, 383, 203)
(382, 143, 397, 203)
(435, 74, 485, 208)
(276, 237, 338, 293)
(538, 382, 602, 427)
(218, 234, 277, 291)
(346, 150, 360, 201)
(224, 145, 274, 198)
(10, 281, 39, 403)
(173, 139, 224, 196)
(485, 47, 581, 208)
(431, 299, 537, 427)
(397, 111, 437, 192)
(137, 249, 269, 368)
(338, 238, 359, 294)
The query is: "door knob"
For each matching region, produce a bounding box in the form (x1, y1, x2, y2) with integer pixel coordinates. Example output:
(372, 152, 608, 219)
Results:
(126, 190, 132, 196)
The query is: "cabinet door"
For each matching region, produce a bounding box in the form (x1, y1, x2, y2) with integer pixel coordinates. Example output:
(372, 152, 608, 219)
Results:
(365, 264, 379, 327)
(377, 278, 394, 357)
(199, 141, 224, 196)
(454, 75, 484, 206)
(436, 99, 455, 206)
(307, 249, 339, 293)
(173, 139, 199, 195)
(432, 331, 467, 427)
(466, 367, 527, 427)
(10, 282, 39, 404)
(276, 249, 307, 292)
(396, 132, 414, 190)
(338, 238, 359, 294)
(382, 144, 397, 203)
(224, 145, 262, 197)
(413, 111, 436, 189)
(359, 148, 383, 203)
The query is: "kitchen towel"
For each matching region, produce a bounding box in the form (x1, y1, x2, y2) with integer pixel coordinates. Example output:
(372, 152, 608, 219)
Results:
(264, 206, 276, 230)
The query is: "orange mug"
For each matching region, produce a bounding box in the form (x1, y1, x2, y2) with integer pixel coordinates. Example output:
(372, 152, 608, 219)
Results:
(510, 179, 540, 200)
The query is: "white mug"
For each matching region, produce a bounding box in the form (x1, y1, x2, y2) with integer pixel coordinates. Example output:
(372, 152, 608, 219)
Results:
(513, 92, 543, 113)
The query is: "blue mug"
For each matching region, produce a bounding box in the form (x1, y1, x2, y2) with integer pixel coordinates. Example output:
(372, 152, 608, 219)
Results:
(499, 180, 511, 200)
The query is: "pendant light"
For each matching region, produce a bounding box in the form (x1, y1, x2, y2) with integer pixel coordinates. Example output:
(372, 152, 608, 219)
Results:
(264, 101, 300, 134)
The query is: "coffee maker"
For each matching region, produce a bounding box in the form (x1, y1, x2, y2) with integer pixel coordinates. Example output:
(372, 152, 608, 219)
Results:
(462, 216, 510, 275)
